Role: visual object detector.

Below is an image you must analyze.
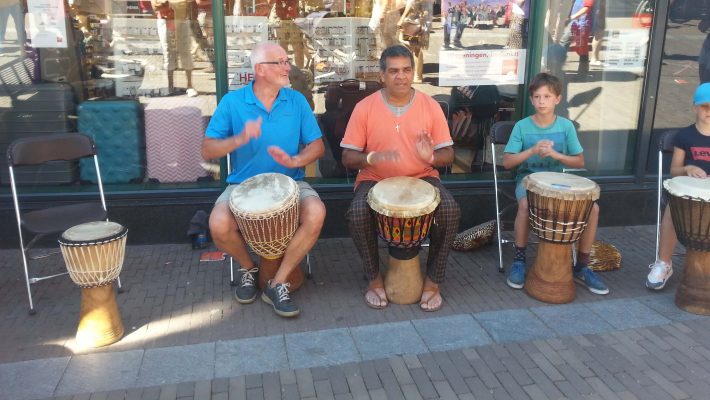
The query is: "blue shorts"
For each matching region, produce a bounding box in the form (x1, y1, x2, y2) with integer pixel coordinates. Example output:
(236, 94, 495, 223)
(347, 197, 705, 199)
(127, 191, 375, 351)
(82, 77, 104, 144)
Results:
(515, 181, 527, 201)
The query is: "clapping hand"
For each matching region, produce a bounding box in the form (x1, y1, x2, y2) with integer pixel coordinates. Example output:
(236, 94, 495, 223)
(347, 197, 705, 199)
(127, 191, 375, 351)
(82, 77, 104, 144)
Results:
(268, 146, 299, 168)
(416, 130, 435, 163)
(368, 150, 401, 165)
(234, 116, 262, 147)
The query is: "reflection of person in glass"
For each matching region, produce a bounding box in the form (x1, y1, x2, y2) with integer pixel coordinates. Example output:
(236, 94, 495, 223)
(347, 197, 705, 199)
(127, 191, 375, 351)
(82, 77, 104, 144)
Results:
(269, 0, 306, 69)
(698, 16, 710, 83)
(202, 43, 325, 318)
(152, 0, 197, 95)
(0, 0, 26, 47)
(397, 0, 431, 83)
(341, 45, 460, 312)
(560, 0, 594, 70)
(370, 0, 404, 52)
(505, 0, 525, 49)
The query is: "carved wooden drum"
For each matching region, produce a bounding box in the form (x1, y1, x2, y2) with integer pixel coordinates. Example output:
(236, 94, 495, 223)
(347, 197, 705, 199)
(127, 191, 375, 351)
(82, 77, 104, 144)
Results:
(368, 177, 440, 304)
(665, 176, 710, 315)
(523, 172, 600, 304)
(229, 173, 304, 291)
(59, 221, 126, 348)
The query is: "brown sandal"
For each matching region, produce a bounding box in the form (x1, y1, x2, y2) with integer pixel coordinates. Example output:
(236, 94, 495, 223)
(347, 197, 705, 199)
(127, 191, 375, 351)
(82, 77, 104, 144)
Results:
(420, 288, 443, 312)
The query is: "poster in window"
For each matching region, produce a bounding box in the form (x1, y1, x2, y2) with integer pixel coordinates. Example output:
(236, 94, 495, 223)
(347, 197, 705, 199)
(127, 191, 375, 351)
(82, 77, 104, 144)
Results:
(26, 0, 68, 48)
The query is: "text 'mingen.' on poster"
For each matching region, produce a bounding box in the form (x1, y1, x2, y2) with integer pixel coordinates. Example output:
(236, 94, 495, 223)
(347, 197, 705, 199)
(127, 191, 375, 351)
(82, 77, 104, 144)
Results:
(439, 49, 526, 86)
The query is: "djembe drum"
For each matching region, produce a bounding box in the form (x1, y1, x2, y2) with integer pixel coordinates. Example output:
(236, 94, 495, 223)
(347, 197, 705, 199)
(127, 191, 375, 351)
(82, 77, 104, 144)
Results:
(664, 176, 710, 315)
(229, 173, 304, 291)
(523, 172, 600, 304)
(58, 221, 127, 348)
(367, 177, 441, 304)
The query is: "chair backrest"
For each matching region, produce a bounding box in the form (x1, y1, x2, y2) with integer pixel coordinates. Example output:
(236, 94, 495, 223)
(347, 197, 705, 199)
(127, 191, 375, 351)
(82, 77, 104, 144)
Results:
(659, 129, 677, 154)
(7, 133, 96, 167)
(491, 120, 515, 145)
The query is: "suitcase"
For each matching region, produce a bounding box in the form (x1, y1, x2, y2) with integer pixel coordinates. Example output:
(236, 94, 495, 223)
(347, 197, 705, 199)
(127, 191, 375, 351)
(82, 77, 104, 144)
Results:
(320, 79, 381, 175)
(0, 83, 78, 185)
(144, 97, 210, 183)
(78, 99, 145, 184)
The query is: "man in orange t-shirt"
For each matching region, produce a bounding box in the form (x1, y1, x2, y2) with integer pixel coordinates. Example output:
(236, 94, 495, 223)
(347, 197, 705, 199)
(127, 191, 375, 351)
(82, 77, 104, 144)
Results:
(340, 45, 460, 312)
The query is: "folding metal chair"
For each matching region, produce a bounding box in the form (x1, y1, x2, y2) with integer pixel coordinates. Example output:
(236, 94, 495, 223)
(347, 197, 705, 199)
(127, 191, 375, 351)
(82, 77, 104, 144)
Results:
(8, 133, 119, 314)
(655, 129, 679, 261)
(224, 154, 313, 286)
(491, 121, 517, 272)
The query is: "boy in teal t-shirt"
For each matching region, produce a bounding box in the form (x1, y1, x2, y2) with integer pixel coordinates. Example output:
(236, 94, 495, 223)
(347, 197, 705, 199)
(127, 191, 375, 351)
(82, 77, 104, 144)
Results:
(502, 72, 609, 295)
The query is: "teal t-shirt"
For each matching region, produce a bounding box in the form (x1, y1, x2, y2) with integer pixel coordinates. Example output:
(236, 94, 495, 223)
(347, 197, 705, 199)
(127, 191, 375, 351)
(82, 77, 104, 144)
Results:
(503, 116, 584, 181)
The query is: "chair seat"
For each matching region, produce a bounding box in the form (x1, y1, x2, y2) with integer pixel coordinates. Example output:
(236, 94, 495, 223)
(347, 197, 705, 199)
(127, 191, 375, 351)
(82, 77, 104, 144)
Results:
(21, 202, 107, 235)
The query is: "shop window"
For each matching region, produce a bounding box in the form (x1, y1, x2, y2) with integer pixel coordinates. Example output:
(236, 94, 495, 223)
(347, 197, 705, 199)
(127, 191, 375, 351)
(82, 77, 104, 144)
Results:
(540, 0, 651, 175)
(648, 0, 708, 173)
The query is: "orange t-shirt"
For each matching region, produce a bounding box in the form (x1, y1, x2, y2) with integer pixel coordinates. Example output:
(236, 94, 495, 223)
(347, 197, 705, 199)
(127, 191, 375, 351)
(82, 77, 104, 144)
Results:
(341, 90, 453, 187)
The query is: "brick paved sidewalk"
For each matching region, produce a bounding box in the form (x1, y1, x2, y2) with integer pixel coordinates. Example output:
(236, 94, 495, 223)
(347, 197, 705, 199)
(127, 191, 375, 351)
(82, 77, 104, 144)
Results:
(1, 225, 708, 399)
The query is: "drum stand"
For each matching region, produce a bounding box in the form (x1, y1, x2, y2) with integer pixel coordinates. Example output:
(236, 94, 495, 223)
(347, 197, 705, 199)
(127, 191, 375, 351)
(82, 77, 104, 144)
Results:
(76, 283, 124, 348)
(257, 256, 305, 292)
(525, 241, 576, 304)
(675, 250, 710, 315)
(384, 247, 424, 304)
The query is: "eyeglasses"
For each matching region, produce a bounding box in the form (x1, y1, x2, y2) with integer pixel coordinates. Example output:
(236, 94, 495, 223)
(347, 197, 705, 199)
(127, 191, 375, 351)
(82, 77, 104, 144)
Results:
(259, 60, 290, 67)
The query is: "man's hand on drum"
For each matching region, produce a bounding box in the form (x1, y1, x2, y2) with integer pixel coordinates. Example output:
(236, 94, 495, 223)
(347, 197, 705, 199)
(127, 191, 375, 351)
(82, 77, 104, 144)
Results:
(368, 150, 401, 165)
(268, 146, 301, 168)
(233, 117, 262, 148)
(415, 130, 435, 164)
(685, 165, 708, 179)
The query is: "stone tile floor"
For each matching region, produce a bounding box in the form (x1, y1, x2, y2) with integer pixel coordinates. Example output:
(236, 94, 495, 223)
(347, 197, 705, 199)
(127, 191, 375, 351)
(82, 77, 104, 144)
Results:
(1, 225, 709, 399)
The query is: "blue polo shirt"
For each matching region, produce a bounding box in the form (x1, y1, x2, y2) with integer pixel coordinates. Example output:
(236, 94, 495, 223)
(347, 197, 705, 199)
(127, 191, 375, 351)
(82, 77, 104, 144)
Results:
(205, 81, 322, 184)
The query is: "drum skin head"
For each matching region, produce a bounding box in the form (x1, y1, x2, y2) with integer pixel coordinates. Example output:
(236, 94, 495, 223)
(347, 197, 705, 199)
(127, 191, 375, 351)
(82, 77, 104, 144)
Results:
(61, 221, 126, 243)
(664, 176, 710, 201)
(229, 173, 299, 214)
(367, 176, 441, 218)
(523, 172, 600, 201)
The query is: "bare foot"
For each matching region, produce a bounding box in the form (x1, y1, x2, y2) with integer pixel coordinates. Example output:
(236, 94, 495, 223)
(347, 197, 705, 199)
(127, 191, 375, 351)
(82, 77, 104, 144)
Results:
(420, 283, 443, 312)
(364, 279, 388, 309)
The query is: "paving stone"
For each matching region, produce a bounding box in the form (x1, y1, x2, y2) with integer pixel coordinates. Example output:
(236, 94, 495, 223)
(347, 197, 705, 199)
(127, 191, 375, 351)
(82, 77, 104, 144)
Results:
(528, 353, 564, 382)
(409, 367, 438, 399)
(587, 299, 671, 330)
(327, 366, 350, 395)
(388, 357, 414, 385)
(286, 328, 359, 369)
(432, 380, 458, 399)
(56, 350, 143, 396)
(397, 383, 421, 400)
(642, 369, 689, 400)
(350, 321, 427, 360)
(417, 352, 445, 381)
(314, 380, 334, 400)
(531, 303, 614, 337)
(193, 380, 211, 400)
(359, 360, 381, 390)
(228, 376, 246, 399)
(0, 357, 69, 400)
(637, 295, 700, 322)
(137, 343, 215, 387)
(262, 372, 281, 400)
(246, 387, 264, 400)
(467, 357, 501, 389)
(524, 368, 564, 400)
(475, 309, 555, 343)
(294, 369, 315, 398)
(215, 335, 287, 378)
(412, 314, 493, 351)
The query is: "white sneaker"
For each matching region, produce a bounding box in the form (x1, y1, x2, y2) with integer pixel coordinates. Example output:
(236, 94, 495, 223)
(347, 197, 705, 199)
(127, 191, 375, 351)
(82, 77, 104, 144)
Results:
(646, 260, 673, 290)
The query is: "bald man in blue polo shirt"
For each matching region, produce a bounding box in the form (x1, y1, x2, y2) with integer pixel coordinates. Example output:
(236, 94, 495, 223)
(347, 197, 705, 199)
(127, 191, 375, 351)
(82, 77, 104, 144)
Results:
(202, 43, 325, 318)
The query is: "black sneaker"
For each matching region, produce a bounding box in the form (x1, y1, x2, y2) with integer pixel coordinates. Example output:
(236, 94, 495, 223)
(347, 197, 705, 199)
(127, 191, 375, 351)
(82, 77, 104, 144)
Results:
(261, 280, 300, 318)
(234, 267, 259, 304)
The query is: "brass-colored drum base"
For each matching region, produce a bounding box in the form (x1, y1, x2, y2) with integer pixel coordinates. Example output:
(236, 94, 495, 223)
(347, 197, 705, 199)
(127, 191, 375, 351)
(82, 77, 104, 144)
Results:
(385, 254, 424, 304)
(257, 256, 305, 292)
(675, 250, 710, 315)
(76, 284, 124, 348)
(525, 241, 576, 304)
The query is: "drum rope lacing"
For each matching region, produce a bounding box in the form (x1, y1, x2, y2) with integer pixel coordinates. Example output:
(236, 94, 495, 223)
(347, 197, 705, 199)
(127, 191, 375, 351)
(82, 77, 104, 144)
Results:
(60, 231, 127, 289)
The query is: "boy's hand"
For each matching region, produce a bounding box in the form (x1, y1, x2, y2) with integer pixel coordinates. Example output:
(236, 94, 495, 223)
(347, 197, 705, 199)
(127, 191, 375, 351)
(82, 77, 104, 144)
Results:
(268, 146, 299, 168)
(685, 165, 708, 179)
(532, 139, 554, 156)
